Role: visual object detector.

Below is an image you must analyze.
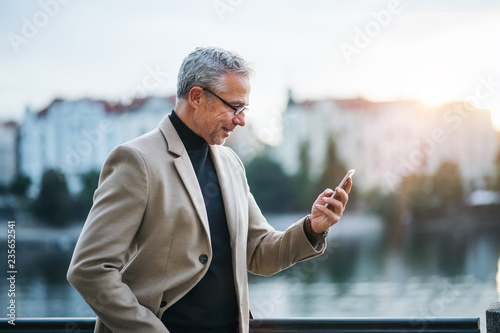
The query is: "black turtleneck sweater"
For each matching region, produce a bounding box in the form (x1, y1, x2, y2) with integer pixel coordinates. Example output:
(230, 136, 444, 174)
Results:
(161, 111, 238, 333)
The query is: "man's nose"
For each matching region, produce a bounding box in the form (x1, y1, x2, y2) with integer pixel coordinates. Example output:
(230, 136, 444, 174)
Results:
(233, 112, 246, 127)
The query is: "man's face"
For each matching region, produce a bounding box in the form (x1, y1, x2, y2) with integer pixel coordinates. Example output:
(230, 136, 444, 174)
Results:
(193, 73, 250, 145)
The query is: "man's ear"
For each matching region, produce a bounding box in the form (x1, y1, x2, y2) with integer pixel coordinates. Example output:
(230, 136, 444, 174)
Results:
(188, 86, 203, 109)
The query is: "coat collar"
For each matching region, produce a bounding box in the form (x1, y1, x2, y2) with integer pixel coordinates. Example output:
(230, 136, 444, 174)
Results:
(159, 114, 210, 240)
(158, 113, 238, 245)
(159, 113, 185, 157)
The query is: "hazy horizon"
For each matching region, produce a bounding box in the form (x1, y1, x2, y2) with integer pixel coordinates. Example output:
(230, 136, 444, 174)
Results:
(2, 0, 500, 130)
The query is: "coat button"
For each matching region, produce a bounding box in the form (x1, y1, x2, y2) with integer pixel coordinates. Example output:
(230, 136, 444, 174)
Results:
(199, 254, 208, 264)
(160, 301, 167, 307)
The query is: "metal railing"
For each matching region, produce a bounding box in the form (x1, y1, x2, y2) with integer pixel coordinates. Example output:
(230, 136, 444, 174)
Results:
(0, 317, 481, 333)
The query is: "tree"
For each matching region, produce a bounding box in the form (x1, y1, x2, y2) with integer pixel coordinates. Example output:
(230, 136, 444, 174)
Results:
(432, 161, 463, 215)
(9, 174, 31, 198)
(293, 140, 314, 211)
(364, 186, 400, 224)
(73, 169, 100, 218)
(398, 173, 435, 220)
(31, 169, 72, 226)
(314, 136, 351, 204)
(396, 161, 463, 221)
(245, 154, 296, 212)
(494, 133, 500, 190)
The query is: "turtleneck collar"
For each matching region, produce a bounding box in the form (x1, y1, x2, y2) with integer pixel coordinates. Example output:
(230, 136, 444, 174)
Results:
(169, 110, 208, 151)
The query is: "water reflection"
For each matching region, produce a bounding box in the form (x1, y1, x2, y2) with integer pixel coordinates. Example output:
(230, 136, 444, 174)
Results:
(259, 213, 500, 284)
(0, 213, 498, 329)
(497, 256, 500, 298)
(18, 242, 73, 285)
(249, 213, 499, 332)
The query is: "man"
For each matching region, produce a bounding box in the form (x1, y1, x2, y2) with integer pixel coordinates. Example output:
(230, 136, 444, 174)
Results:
(67, 47, 352, 333)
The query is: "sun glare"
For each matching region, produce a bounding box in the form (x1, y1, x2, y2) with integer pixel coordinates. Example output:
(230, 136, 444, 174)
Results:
(492, 111, 500, 132)
(418, 84, 450, 107)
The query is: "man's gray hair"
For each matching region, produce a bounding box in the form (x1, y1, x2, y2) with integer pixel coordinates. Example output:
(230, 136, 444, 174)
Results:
(176, 47, 254, 102)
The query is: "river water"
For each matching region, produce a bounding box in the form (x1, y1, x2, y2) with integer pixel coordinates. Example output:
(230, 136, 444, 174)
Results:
(1, 213, 499, 331)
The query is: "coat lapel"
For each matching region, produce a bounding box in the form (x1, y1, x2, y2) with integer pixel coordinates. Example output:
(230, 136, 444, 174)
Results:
(159, 115, 211, 240)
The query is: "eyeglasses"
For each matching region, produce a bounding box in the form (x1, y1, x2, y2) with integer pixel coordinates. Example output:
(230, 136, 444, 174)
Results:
(200, 87, 249, 116)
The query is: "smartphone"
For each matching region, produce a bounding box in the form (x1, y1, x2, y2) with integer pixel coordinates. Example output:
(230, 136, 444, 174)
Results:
(325, 169, 355, 208)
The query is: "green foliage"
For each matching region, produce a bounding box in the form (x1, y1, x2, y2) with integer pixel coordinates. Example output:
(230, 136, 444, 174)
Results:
(245, 154, 296, 212)
(315, 136, 348, 195)
(389, 161, 463, 222)
(365, 161, 465, 226)
(314, 136, 359, 208)
(9, 174, 32, 198)
(494, 137, 500, 190)
(482, 133, 500, 190)
(398, 173, 436, 220)
(245, 136, 354, 213)
(364, 187, 400, 223)
(431, 161, 463, 215)
(293, 141, 314, 211)
(31, 169, 72, 226)
(73, 169, 100, 218)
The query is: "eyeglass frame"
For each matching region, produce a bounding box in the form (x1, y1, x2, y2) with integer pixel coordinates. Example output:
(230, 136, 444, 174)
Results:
(196, 86, 249, 116)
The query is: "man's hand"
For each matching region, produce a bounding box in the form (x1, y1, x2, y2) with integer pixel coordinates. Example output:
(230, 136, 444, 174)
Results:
(310, 177, 352, 234)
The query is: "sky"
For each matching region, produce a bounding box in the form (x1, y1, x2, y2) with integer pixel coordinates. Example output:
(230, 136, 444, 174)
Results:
(1, 0, 500, 134)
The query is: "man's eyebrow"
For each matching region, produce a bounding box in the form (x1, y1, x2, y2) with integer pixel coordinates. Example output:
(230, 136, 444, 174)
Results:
(230, 98, 248, 105)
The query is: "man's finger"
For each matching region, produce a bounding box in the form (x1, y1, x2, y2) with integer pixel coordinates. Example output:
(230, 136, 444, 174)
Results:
(343, 177, 353, 194)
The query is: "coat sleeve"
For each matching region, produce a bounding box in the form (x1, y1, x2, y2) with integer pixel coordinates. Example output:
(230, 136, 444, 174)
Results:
(67, 145, 169, 333)
(246, 192, 326, 276)
(223, 148, 326, 277)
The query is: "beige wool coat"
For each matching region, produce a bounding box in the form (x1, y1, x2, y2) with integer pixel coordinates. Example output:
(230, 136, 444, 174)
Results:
(67, 114, 326, 333)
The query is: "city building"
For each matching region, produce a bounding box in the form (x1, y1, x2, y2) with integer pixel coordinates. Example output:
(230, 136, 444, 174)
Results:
(20, 96, 176, 196)
(19, 95, 257, 197)
(275, 92, 499, 193)
(20, 92, 498, 198)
